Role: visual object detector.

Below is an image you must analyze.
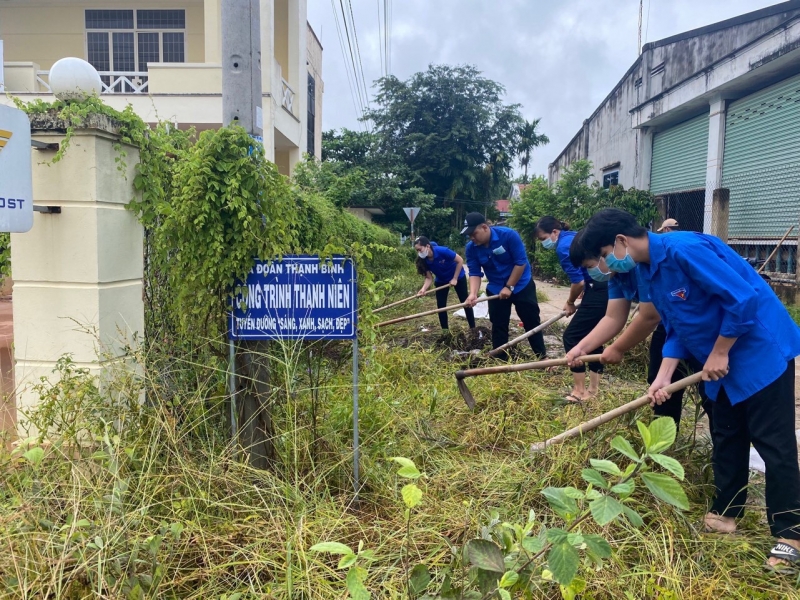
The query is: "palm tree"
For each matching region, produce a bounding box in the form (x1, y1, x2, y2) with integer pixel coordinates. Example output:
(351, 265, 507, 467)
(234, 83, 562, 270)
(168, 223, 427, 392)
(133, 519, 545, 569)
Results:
(517, 119, 550, 183)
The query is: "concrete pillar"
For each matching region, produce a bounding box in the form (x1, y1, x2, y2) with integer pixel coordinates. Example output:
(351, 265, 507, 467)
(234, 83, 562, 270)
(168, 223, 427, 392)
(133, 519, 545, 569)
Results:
(10, 117, 144, 435)
(204, 0, 222, 63)
(711, 188, 730, 242)
(634, 127, 653, 190)
(260, 0, 276, 162)
(288, 0, 307, 171)
(703, 97, 726, 233)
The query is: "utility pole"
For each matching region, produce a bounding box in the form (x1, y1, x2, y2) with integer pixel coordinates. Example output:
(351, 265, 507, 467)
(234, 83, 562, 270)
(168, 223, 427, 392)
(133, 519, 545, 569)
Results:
(222, 0, 274, 469)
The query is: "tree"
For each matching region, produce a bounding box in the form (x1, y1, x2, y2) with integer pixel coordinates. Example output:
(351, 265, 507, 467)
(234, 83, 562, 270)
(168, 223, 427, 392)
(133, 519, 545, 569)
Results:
(517, 118, 550, 183)
(364, 64, 523, 230)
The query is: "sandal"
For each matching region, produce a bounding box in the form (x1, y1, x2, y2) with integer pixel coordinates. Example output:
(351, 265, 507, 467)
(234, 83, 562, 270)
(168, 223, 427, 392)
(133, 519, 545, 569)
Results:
(564, 393, 582, 404)
(764, 542, 800, 573)
(703, 514, 737, 534)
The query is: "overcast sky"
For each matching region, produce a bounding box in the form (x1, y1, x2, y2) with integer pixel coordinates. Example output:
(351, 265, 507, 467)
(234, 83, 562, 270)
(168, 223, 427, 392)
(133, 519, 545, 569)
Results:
(307, 0, 777, 180)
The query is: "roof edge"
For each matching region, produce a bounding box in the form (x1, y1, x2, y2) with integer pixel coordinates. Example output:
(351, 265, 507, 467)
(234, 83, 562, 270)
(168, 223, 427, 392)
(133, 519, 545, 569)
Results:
(642, 0, 800, 51)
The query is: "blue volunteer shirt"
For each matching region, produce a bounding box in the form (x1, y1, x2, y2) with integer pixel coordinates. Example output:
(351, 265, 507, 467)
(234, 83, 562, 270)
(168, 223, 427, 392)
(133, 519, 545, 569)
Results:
(466, 226, 532, 295)
(607, 268, 651, 303)
(640, 231, 800, 404)
(556, 230, 592, 285)
(425, 244, 465, 284)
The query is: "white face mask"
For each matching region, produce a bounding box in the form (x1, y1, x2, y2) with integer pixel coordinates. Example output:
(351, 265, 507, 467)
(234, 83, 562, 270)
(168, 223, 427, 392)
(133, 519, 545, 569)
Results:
(417, 250, 428, 259)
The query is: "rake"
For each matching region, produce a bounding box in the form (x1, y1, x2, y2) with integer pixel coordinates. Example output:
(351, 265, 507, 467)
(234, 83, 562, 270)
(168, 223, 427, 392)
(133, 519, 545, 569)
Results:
(529, 371, 704, 453)
(372, 283, 451, 314)
(375, 295, 500, 329)
(487, 311, 567, 357)
(455, 354, 603, 409)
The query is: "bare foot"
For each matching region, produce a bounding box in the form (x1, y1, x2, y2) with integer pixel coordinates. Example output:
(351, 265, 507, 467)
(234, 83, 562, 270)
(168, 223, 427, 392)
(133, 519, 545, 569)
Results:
(767, 538, 800, 570)
(704, 512, 737, 534)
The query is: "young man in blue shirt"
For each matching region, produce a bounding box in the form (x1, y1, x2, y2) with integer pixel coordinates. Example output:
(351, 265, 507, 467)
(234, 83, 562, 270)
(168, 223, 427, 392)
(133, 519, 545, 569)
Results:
(581, 208, 800, 572)
(462, 212, 546, 360)
(536, 219, 609, 402)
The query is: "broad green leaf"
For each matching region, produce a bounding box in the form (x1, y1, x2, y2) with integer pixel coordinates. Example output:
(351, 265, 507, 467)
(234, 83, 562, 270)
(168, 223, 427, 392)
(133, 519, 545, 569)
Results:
(498, 590, 511, 600)
(566, 533, 584, 547)
(401, 484, 423, 509)
(310, 541, 353, 555)
(611, 435, 641, 462)
(409, 564, 431, 595)
(636, 421, 651, 449)
(562, 486, 585, 500)
(647, 418, 677, 454)
(590, 459, 622, 476)
(610, 480, 635, 496)
(391, 457, 421, 479)
(541, 487, 579, 518)
(581, 469, 609, 490)
(499, 570, 519, 588)
(585, 489, 603, 500)
(649, 453, 685, 481)
(583, 534, 611, 558)
(346, 566, 370, 600)
(546, 528, 569, 544)
(547, 542, 580, 586)
(521, 535, 544, 554)
(589, 495, 625, 526)
(23, 447, 44, 466)
(465, 539, 506, 573)
(338, 553, 358, 570)
(641, 472, 689, 510)
(622, 505, 644, 527)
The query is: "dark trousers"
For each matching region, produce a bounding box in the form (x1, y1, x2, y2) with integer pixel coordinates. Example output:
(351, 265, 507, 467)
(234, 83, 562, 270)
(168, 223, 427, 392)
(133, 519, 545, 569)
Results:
(647, 323, 712, 433)
(563, 282, 608, 374)
(710, 360, 800, 539)
(487, 281, 546, 360)
(435, 277, 475, 329)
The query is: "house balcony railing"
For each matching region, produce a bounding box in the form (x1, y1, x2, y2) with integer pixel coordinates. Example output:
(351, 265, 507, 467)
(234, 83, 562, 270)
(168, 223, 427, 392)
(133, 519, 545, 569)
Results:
(281, 77, 295, 114)
(36, 70, 150, 94)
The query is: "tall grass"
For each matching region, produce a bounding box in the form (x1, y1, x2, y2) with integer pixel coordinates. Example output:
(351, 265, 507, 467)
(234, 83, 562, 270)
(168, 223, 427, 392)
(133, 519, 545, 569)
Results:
(1, 295, 799, 598)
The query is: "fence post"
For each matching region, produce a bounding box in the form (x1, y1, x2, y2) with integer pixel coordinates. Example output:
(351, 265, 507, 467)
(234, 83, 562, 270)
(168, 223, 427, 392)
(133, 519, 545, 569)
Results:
(711, 188, 729, 242)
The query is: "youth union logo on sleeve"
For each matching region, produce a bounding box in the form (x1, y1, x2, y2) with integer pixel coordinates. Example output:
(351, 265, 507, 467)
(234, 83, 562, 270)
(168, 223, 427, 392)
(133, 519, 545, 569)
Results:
(670, 287, 687, 300)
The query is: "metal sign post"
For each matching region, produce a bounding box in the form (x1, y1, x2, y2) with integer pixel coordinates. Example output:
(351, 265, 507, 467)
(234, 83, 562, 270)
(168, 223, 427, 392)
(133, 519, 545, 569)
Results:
(0, 104, 34, 233)
(229, 255, 360, 497)
(403, 207, 421, 241)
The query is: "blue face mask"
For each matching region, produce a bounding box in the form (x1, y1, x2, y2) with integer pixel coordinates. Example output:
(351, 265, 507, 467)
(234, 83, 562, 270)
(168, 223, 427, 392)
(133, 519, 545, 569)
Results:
(604, 241, 637, 273)
(587, 264, 613, 282)
(541, 237, 556, 250)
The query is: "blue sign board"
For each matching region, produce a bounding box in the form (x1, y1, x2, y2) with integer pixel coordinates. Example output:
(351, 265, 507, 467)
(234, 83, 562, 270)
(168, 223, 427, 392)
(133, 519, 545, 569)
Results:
(229, 255, 357, 340)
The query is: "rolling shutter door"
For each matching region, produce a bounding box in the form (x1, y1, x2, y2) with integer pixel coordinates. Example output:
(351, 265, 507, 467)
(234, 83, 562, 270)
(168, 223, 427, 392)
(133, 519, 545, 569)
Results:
(650, 114, 709, 195)
(723, 72, 800, 239)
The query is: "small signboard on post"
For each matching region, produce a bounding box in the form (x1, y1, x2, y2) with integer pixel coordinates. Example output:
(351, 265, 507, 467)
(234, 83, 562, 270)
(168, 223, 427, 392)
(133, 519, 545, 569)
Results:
(229, 255, 357, 340)
(0, 103, 34, 233)
(228, 254, 363, 498)
(403, 207, 421, 241)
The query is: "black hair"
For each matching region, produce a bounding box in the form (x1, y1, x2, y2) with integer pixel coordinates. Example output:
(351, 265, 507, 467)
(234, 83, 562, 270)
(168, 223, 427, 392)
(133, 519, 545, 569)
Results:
(413, 235, 430, 247)
(568, 229, 592, 267)
(535, 216, 569, 234)
(581, 208, 647, 256)
(415, 257, 430, 276)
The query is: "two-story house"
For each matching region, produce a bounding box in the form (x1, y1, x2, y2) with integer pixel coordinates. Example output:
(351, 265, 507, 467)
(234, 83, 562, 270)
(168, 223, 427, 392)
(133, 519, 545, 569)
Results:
(0, 0, 323, 174)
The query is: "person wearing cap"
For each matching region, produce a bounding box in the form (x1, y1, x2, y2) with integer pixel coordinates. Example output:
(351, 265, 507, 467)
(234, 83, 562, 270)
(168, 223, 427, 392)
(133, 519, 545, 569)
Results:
(535, 218, 608, 402)
(462, 212, 546, 360)
(580, 207, 800, 572)
(658, 218, 679, 233)
(413, 236, 476, 331)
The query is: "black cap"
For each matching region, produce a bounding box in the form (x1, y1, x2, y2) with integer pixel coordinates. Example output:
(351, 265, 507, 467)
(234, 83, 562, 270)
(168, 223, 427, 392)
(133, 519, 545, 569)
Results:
(461, 212, 487, 235)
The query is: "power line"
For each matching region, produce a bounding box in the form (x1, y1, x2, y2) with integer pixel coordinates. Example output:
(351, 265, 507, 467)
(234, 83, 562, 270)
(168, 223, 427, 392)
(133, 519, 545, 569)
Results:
(376, 0, 384, 78)
(330, 0, 366, 129)
(346, 0, 371, 110)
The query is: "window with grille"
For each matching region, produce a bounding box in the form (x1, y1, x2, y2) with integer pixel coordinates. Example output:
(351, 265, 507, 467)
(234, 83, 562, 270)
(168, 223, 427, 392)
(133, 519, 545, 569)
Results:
(603, 171, 619, 189)
(307, 74, 316, 156)
(85, 9, 186, 92)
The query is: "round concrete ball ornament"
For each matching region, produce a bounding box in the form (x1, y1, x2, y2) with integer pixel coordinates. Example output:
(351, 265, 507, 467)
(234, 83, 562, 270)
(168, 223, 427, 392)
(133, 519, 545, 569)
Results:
(49, 57, 103, 101)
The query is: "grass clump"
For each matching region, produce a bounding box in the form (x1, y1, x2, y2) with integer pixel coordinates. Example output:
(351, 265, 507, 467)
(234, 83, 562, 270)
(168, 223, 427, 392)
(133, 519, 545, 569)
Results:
(1, 294, 798, 598)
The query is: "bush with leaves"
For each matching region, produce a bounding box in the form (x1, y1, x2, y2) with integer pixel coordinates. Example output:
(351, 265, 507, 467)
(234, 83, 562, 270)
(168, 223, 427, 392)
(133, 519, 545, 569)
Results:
(509, 161, 659, 280)
(312, 416, 688, 599)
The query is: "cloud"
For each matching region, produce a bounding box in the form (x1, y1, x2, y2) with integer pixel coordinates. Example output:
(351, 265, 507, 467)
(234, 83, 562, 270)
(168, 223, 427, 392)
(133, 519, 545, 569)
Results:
(308, 0, 778, 180)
